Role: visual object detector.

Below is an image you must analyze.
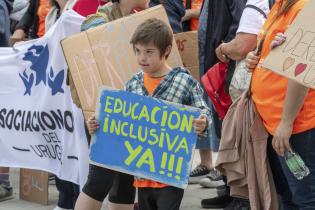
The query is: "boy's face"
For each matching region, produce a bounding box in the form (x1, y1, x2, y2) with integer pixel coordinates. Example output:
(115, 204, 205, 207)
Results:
(134, 43, 168, 74)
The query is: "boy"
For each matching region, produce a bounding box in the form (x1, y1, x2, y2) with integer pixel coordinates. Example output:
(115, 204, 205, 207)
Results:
(87, 18, 211, 210)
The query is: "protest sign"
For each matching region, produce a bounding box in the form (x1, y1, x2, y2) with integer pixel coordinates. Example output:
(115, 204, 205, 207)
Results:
(61, 6, 183, 120)
(90, 89, 200, 189)
(0, 10, 89, 188)
(20, 169, 48, 205)
(175, 31, 200, 81)
(262, 0, 315, 89)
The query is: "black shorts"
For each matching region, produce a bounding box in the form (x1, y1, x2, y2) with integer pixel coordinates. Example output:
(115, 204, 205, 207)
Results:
(138, 186, 184, 210)
(82, 164, 135, 204)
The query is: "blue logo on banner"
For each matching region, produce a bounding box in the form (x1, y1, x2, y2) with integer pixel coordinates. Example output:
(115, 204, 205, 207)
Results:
(19, 45, 65, 96)
(90, 90, 200, 189)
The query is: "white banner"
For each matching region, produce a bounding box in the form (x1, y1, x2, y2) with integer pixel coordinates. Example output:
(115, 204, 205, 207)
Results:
(0, 10, 89, 187)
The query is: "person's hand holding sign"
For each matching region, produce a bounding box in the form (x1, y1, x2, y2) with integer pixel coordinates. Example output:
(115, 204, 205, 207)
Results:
(270, 33, 286, 49)
(88, 113, 208, 135)
(193, 114, 208, 135)
(87, 115, 99, 135)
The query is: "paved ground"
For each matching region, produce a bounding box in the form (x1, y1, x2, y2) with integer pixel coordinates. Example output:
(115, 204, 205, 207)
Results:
(0, 152, 222, 210)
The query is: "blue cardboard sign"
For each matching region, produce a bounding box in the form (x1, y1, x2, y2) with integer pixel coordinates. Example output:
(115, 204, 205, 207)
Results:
(90, 89, 200, 189)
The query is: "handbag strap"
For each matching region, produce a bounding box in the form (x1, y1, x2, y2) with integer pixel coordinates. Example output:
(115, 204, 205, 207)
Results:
(245, 5, 267, 18)
(255, 0, 299, 55)
(227, 4, 269, 93)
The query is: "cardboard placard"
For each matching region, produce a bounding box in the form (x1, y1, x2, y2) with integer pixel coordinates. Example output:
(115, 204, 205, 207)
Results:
(262, 0, 315, 89)
(20, 169, 49, 205)
(175, 31, 200, 81)
(90, 89, 199, 189)
(61, 6, 183, 120)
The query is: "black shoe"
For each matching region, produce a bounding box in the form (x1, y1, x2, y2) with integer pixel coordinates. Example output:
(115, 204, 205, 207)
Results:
(201, 194, 233, 209)
(216, 185, 229, 197)
(0, 185, 13, 202)
(224, 198, 251, 210)
(189, 165, 211, 184)
(208, 170, 223, 181)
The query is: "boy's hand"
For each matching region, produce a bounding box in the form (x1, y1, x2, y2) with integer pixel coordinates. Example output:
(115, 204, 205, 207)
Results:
(270, 33, 286, 49)
(193, 114, 208, 135)
(245, 51, 260, 72)
(87, 115, 99, 135)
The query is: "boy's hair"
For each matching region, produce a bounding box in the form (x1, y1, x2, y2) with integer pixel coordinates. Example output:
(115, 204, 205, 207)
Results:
(130, 18, 173, 58)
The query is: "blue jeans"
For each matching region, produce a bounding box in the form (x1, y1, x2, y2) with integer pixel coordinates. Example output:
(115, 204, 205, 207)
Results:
(267, 128, 315, 210)
(196, 83, 220, 152)
(196, 120, 220, 152)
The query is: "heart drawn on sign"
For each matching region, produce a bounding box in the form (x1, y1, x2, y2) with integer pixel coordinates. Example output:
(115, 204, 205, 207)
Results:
(295, 63, 307, 77)
(283, 57, 295, 71)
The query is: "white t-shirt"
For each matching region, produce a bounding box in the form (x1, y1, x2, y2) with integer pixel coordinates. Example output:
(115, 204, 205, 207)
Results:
(237, 0, 270, 35)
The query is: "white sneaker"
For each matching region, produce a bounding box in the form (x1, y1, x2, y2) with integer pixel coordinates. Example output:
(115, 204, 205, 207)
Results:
(199, 176, 224, 188)
(53, 206, 73, 210)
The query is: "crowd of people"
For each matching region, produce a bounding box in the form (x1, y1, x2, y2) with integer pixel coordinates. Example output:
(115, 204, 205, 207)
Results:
(0, 0, 315, 210)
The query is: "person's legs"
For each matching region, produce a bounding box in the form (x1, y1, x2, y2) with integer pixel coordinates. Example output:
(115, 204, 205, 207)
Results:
(201, 176, 232, 209)
(72, 183, 79, 207)
(107, 172, 135, 210)
(200, 149, 213, 170)
(223, 197, 250, 210)
(74, 192, 102, 210)
(198, 119, 223, 188)
(200, 101, 237, 208)
(189, 147, 213, 184)
(267, 135, 298, 210)
(0, 167, 10, 188)
(55, 176, 79, 209)
(276, 129, 315, 210)
(156, 186, 184, 210)
(138, 188, 157, 210)
(107, 202, 134, 210)
(0, 167, 13, 202)
(75, 165, 122, 210)
(190, 95, 217, 184)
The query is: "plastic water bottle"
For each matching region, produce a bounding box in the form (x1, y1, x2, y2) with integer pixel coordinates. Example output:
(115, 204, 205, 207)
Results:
(284, 150, 310, 180)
